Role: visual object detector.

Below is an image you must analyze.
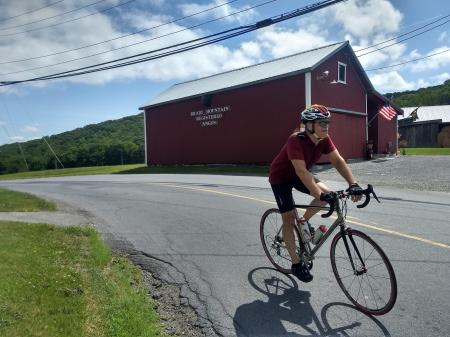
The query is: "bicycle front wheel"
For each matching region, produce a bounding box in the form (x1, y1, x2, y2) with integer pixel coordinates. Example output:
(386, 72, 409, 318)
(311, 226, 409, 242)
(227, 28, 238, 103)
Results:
(330, 229, 397, 315)
(260, 208, 299, 274)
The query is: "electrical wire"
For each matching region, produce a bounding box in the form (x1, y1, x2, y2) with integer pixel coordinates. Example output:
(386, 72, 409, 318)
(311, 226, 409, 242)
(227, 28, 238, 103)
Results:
(356, 18, 450, 57)
(0, 0, 273, 77)
(0, 0, 65, 24)
(0, 0, 137, 36)
(0, 0, 346, 86)
(0, 0, 243, 66)
(365, 48, 450, 71)
(355, 14, 450, 53)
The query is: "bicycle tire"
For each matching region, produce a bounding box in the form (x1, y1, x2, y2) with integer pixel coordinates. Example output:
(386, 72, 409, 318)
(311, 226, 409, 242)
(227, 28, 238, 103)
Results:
(330, 229, 397, 315)
(260, 208, 300, 274)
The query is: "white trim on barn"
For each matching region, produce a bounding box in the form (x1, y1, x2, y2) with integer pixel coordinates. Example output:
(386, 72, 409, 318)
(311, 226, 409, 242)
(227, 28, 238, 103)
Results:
(305, 72, 311, 107)
(330, 107, 366, 116)
(143, 110, 147, 165)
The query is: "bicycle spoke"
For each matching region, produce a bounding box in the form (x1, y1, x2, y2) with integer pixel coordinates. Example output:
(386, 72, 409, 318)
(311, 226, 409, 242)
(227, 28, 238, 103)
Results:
(331, 230, 396, 315)
(363, 273, 380, 310)
(339, 272, 357, 279)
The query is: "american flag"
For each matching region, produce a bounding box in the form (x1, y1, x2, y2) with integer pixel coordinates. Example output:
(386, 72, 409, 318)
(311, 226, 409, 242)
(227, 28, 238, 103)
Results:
(378, 104, 397, 121)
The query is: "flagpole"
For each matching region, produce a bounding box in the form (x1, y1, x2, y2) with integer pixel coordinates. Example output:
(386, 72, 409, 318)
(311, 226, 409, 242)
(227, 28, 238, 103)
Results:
(367, 112, 379, 126)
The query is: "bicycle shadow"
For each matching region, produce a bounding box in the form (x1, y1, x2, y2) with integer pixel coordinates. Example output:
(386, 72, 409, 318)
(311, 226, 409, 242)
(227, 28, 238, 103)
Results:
(233, 267, 391, 337)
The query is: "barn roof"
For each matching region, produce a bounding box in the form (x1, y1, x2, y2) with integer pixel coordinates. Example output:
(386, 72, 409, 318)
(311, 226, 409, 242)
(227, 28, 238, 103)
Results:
(400, 105, 450, 123)
(140, 41, 372, 109)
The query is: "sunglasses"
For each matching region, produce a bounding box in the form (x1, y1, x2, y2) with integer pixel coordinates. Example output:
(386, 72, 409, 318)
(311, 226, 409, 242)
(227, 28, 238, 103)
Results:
(316, 120, 331, 127)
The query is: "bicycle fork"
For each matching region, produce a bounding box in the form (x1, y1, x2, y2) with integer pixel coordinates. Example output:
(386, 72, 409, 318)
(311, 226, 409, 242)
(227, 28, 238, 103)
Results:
(340, 227, 367, 275)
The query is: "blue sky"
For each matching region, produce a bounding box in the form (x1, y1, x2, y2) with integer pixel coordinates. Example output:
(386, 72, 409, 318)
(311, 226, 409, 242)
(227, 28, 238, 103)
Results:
(0, 0, 449, 145)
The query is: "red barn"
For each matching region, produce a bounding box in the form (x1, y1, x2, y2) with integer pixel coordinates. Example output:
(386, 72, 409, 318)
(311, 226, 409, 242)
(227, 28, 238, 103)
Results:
(139, 41, 402, 165)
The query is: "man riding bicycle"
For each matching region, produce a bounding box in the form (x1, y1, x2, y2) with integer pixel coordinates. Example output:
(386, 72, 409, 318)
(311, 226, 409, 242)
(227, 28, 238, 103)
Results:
(269, 104, 362, 282)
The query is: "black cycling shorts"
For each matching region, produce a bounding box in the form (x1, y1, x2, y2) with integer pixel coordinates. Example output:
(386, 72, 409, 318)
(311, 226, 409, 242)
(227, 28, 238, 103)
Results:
(271, 177, 317, 213)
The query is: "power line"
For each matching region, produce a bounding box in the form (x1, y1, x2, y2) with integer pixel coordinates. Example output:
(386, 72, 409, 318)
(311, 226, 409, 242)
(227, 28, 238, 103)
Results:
(355, 14, 450, 53)
(365, 48, 450, 71)
(0, 0, 275, 77)
(0, 0, 137, 36)
(0, 96, 29, 170)
(0, 0, 241, 65)
(356, 18, 450, 57)
(0, 0, 65, 24)
(0, 0, 346, 86)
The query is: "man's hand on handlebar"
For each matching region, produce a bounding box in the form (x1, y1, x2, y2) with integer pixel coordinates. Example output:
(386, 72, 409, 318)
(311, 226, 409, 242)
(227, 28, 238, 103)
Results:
(346, 183, 363, 202)
(320, 191, 336, 204)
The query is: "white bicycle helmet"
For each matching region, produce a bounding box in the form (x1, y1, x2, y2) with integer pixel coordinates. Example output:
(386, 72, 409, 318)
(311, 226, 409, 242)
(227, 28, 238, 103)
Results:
(301, 104, 331, 122)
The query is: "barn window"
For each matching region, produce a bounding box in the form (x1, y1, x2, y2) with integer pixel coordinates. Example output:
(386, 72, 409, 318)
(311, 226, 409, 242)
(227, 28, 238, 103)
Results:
(338, 62, 347, 84)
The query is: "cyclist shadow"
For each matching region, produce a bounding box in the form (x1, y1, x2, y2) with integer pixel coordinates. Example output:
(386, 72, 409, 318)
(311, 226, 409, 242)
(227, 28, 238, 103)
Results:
(233, 267, 391, 337)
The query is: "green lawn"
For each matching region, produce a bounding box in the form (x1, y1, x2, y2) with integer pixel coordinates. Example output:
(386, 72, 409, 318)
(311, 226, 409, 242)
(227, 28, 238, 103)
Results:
(0, 164, 145, 181)
(0, 188, 56, 212)
(0, 163, 269, 180)
(400, 148, 450, 155)
(0, 222, 165, 337)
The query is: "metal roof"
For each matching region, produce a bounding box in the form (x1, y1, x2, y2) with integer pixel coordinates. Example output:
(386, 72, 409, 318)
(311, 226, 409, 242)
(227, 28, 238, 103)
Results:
(140, 41, 349, 109)
(400, 105, 450, 123)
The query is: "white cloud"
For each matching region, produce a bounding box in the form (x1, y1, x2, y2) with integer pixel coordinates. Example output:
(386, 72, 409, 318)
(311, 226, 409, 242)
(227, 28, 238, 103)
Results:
(240, 41, 261, 59)
(439, 31, 448, 43)
(0, 1, 263, 87)
(330, 0, 403, 40)
(431, 72, 450, 84)
(369, 71, 430, 92)
(409, 46, 450, 72)
(255, 26, 331, 59)
(21, 125, 40, 133)
(0, 0, 445, 93)
(0, 121, 6, 126)
(9, 136, 25, 142)
(321, 0, 405, 69)
(178, 0, 256, 25)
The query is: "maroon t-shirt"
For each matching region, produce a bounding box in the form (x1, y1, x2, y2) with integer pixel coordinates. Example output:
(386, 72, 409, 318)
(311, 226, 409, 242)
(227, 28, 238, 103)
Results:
(269, 132, 336, 184)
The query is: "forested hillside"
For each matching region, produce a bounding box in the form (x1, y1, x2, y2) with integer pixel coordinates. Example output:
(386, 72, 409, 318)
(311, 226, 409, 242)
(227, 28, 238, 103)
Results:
(389, 79, 450, 107)
(0, 113, 144, 174)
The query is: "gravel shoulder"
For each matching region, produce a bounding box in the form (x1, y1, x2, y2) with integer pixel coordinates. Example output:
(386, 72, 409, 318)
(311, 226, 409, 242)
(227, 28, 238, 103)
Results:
(312, 155, 450, 193)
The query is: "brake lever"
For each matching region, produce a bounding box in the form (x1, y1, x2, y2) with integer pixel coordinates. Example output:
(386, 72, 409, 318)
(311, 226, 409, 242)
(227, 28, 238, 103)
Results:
(372, 190, 380, 203)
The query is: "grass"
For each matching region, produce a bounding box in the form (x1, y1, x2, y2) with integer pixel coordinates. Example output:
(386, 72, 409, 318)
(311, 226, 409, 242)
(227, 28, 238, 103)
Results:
(0, 163, 270, 181)
(0, 187, 56, 212)
(0, 221, 165, 337)
(0, 164, 145, 181)
(400, 148, 450, 155)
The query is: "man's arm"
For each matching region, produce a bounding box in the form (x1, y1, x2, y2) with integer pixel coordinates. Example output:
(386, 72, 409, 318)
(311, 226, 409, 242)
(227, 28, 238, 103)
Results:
(328, 149, 357, 186)
(291, 159, 322, 199)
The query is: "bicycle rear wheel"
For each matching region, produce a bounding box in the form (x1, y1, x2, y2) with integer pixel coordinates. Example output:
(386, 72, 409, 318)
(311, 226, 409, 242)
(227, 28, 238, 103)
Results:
(260, 208, 300, 274)
(330, 229, 397, 315)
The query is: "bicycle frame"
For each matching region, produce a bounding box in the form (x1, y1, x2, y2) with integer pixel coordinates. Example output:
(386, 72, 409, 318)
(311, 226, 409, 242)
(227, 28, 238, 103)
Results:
(293, 198, 365, 274)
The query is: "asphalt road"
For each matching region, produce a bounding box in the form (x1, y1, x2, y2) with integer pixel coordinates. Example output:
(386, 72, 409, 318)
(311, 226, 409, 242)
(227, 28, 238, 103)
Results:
(1, 174, 449, 337)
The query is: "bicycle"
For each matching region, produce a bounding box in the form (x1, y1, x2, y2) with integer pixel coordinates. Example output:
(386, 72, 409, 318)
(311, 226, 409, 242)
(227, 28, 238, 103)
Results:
(260, 185, 397, 316)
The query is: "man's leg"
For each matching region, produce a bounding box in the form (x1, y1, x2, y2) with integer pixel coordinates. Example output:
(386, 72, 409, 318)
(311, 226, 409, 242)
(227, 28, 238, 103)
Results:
(281, 210, 300, 264)
(303, 181, 329, 220)
(271, 182, 312, 282)
(281, 210, 313, 282)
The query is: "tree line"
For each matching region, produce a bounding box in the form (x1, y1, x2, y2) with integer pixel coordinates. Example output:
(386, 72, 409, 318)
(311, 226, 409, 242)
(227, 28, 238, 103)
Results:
(389, 79, 450, 107)
(0, 113, 145, 174)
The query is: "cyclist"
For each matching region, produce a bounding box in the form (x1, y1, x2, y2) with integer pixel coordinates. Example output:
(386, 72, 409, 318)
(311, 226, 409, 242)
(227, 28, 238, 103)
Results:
(269, 104, 362, 282)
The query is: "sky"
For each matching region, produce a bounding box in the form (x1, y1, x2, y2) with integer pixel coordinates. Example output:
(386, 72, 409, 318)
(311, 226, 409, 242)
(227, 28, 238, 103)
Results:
(0, 0, 449, 146)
